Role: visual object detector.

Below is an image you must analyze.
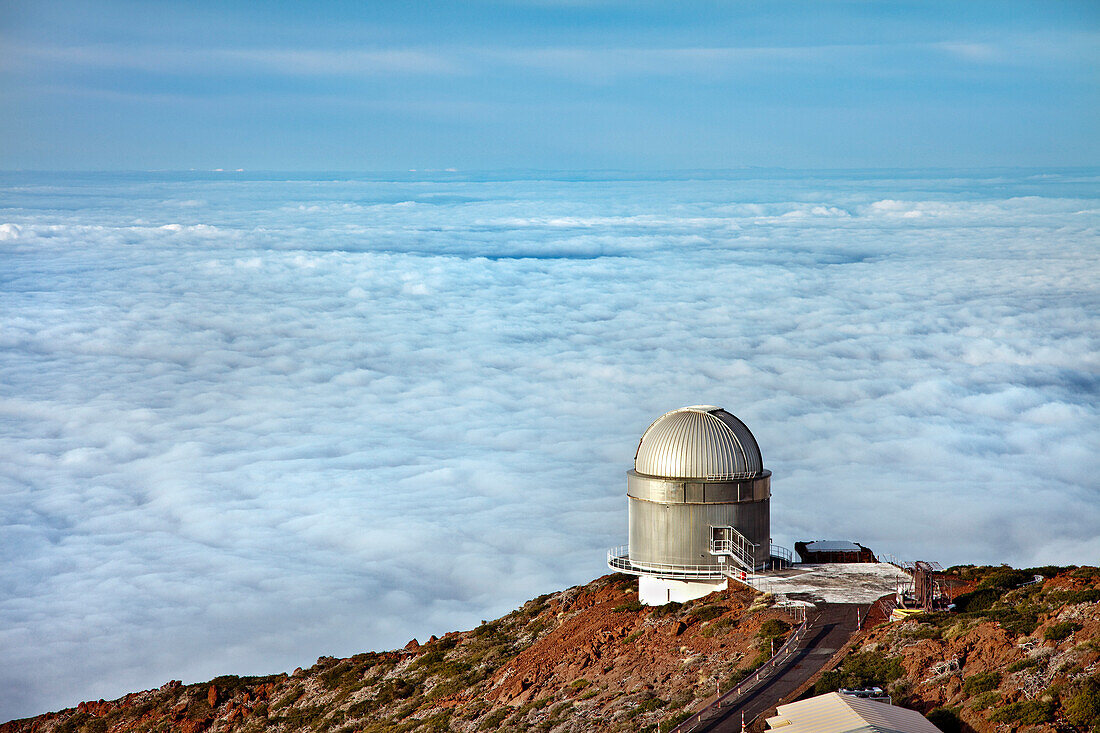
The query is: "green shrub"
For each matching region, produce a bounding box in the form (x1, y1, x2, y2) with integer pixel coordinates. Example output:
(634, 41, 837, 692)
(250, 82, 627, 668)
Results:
(613, 600, 644, 613)
(525, 617, 550, 636)
(413, 650, 446, 669)
(1007, 657, 1040, 673)
(320, 665, 349, 690)
(758, 619, 791, 638)
(420, 710, 452, 732)
(650, 601, 682, 618)
(55, 714, 90, 733)
(990, 700, 1054, 725)
(997, 607, 1041, 636)
(375, 678, 416, 704)
(1065, 677, 1100, 731)
(727, 668, 751, 686)
(347, 697, 379, 718)
(272, 704, 327, 728)
(659, 711, 692, 732)
(634, 697, 665, 714)
(473, 621, 500, 637)
(439, 660, 472, 677)
(814, 651, 904, 695)
(568, 678, 590, 690)
(1022, 565, 1067, 577)
(432, 637, 458, 652)
(926, 707, 962, 733)
(888, 679, 912, 704)
(272, 687, 305, 710)
(478, 708, 510, 730)
(1044, 621, 1081, 641)
(952, 588, 1001, 613)
(689, 604, 726, 623)
(971, 691, 1000, 710)
(518, 703, 545, 724)
(699, 616, 737, 637)
(607, 572, 636, 590)
(814, 670, 843, 696)
(962, 671, 1001, 696)
(980, 568, 1035, 590)
(746, 649, 772, 670)
(905, 623, 942, 640)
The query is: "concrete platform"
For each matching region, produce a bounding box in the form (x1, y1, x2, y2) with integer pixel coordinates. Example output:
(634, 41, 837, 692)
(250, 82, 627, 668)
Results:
(745, 563, 909, 605)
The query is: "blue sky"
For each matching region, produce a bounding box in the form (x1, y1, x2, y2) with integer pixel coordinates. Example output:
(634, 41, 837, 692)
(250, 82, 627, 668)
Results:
(1, 0, 1097, 170)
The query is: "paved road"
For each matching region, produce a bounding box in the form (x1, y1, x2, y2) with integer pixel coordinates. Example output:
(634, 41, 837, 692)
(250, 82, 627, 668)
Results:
(675, 603, 861, 732)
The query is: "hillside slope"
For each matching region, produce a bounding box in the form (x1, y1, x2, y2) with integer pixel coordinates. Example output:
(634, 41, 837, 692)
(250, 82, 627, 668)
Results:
(4, 566, 1097, 733)
(813, 565, 1100, 733)
(1, 574, 799, 733)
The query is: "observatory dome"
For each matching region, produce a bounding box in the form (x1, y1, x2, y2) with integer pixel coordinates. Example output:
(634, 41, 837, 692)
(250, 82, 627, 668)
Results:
(634, 405, 763, 480)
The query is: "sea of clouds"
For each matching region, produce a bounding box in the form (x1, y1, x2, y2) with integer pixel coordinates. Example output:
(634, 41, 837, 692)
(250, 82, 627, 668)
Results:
(1, 169, 1097, 720)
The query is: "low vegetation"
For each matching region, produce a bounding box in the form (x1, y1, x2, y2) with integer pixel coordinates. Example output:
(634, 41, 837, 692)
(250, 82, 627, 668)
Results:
(4, 574, 804, 733)
(9, 565, 1097, 733)
(824, 564, 1100, 733)
(814, 650, 904, 695)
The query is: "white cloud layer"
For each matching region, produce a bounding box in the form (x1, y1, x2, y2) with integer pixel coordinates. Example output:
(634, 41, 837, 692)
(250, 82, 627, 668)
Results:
(1, 170, 1097, 720)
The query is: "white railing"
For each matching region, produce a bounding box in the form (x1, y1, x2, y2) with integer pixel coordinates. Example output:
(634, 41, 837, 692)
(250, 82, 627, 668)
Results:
(670, 614, 813, 733)
(709, 527, 757, 573)
(770, 544, 793, 564)
(606, 546, 727, 580)
(879, 553, 906, 570)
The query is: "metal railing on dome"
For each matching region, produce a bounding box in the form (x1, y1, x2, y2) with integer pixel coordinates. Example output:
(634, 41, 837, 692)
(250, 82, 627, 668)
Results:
(606, 546, 728, 580)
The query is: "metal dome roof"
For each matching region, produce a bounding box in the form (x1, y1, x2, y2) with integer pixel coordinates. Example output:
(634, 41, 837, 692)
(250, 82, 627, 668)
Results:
(634, 405, 763, 480)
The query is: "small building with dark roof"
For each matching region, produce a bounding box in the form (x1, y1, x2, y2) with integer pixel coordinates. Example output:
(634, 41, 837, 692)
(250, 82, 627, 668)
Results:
(795, 540, 876, 564)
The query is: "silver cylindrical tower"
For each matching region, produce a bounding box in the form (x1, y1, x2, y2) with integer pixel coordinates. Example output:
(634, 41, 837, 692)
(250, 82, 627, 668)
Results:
(627, 405, 771, 573)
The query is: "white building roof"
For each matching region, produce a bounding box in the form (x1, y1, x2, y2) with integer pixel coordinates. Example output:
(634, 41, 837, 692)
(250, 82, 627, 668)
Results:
(766, 692, 942, 733)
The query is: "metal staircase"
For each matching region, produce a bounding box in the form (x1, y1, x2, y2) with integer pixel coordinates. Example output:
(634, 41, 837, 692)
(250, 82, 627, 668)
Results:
(708, 525, 757, 575)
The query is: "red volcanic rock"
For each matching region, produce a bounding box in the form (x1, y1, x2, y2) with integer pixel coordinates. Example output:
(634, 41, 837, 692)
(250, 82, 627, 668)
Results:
(206, 685, 217, 707)
(76, 700, 111, 717)
(404, 638, 420, 651)
(178, 719, 209, 733)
